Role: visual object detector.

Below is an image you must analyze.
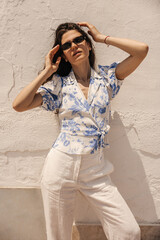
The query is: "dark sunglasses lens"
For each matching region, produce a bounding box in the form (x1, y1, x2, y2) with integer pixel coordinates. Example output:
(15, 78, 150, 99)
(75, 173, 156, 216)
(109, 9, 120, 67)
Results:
(74, 36, 84, 44)
(62, 42, 71, 50)
(61, 36, 85, 51)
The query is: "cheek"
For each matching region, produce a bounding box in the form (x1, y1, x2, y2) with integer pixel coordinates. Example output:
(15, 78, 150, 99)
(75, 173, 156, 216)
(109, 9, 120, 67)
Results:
(84, 44, 91, 54)
(77, 44, 90, 56)
(84, 47, 90, 57)
(63, 51, 71, 60)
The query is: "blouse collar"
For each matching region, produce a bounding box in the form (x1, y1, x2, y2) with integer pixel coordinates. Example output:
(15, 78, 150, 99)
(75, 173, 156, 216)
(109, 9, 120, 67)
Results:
(62, 67, 102, 86)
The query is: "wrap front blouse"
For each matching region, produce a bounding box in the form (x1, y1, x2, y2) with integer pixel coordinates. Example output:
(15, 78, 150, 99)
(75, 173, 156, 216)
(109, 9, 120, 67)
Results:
(37, 62, 124, 154)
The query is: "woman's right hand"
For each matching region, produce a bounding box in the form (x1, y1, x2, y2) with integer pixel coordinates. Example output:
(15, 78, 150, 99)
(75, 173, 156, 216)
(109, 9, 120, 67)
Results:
(44, 45, 61, 76)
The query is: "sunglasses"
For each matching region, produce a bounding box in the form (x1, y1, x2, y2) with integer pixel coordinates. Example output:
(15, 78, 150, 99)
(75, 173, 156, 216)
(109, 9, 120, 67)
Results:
(61, 35, 86, 51)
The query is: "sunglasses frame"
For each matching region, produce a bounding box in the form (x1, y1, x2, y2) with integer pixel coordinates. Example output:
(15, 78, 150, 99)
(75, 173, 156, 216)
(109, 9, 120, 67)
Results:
(61, 35, 86, 51)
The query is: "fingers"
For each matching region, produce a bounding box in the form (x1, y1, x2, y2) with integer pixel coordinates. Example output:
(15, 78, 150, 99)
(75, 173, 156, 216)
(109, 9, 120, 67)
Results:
(55, 56, 61, 66)
(48, 44, 60, 57)
(51, 56, 61, 72)
(77, 22, 93, 29)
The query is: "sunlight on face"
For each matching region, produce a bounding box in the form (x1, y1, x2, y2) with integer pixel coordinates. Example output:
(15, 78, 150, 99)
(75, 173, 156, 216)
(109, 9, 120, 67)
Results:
(61, 30, 91, 66)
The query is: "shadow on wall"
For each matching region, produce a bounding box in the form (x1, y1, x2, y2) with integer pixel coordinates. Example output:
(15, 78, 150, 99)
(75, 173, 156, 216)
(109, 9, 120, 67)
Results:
(74, 111, 158, 225)
(106, 111, 157, 223)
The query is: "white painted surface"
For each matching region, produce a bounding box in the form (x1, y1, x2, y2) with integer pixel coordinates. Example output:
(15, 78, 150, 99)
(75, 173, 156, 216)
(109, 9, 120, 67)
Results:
(0, 0, 159, 224)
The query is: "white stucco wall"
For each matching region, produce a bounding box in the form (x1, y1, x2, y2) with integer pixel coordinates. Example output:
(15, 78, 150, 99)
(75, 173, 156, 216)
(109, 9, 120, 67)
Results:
(0, 0, 160, 224)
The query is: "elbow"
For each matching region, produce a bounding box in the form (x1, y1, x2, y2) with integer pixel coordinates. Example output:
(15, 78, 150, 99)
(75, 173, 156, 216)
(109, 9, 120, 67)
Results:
(12, 101, 17, 111)
(12, 101, 24, 112)
(12, 104, 20, 112)
(140, 44, 149, 59)
(143, 43, 149, 56)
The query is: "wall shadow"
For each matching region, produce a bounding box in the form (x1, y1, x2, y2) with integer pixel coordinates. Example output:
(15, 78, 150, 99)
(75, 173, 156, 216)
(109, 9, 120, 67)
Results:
(74, 111, 158, 225)
(104, 111, 158, 223)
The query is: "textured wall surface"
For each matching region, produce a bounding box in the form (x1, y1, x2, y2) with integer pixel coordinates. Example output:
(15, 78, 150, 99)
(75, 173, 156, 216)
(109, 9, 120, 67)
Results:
(0, 0, 160, 226)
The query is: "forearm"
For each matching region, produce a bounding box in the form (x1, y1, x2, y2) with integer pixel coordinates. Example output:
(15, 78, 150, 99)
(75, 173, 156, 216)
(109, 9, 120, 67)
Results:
(12, 68, 50, 110)
(98, 34, 149, 58)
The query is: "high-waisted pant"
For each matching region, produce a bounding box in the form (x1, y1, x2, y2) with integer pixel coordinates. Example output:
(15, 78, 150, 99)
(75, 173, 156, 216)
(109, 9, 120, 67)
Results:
(40, 147, 141, 240)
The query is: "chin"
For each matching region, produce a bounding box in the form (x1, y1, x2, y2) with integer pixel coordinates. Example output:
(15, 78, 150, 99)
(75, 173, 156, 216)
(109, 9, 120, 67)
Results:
(72, 55, 89, 64)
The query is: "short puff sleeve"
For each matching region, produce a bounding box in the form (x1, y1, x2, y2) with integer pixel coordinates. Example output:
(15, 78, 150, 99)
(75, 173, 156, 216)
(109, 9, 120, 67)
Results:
(37, 74, 62, 111)
(98, 62, 124, 100)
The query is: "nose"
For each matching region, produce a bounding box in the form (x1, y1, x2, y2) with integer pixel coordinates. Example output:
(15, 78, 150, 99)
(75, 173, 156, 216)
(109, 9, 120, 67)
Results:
(70, 41, 78, 49)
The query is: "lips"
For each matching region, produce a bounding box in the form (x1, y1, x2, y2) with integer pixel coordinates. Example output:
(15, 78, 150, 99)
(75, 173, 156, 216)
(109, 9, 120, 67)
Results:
(73, 51, 81, 56)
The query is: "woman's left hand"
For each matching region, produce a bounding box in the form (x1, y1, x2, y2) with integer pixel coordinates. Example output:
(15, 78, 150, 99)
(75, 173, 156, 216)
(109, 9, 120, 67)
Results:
(77, 22, 105, 43)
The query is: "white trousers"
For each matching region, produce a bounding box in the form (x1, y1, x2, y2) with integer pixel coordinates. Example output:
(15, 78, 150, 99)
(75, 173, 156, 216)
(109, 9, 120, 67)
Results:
(40, 147, 141, 240)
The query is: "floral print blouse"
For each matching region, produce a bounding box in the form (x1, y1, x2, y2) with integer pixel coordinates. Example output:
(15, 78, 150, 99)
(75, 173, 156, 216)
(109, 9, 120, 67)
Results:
(37, 62, 124, 154)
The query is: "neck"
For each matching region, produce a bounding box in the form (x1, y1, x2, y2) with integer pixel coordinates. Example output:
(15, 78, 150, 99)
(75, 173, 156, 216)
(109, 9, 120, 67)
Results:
(72, 59, 91, 82)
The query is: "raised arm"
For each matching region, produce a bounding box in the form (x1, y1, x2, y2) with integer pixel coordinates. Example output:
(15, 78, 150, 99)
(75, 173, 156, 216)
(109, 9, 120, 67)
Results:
(77, 22, 149, 80)
(12, 45, 61, 112)
(101, 36, 148, 80)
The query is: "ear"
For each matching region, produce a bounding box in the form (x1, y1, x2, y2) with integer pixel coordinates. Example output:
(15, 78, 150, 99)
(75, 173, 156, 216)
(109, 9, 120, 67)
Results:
(87, 42, 91, 51)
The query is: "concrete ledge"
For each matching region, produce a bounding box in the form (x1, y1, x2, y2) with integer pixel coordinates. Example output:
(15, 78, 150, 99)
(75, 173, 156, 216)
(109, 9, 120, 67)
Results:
(72, 224, 160, 240)
(0, 188, 46, 240)
(0, 188, 160, 240)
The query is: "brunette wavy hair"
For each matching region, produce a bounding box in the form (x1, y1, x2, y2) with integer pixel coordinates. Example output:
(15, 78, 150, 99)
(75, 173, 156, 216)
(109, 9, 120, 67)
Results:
(42, 22, 96, 84)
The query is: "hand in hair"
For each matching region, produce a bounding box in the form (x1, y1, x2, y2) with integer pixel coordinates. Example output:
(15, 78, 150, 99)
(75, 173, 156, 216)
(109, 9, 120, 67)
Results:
(45, 45, 61, 76)
(77, 22, 106, 43)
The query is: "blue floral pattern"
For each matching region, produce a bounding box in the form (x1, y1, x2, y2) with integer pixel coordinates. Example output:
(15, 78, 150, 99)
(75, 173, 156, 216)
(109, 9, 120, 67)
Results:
(37, 62, 124, 154)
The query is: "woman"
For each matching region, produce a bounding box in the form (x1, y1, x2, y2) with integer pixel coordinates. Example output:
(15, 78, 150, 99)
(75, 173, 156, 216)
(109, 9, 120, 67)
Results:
(12, 22, 148, 240)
